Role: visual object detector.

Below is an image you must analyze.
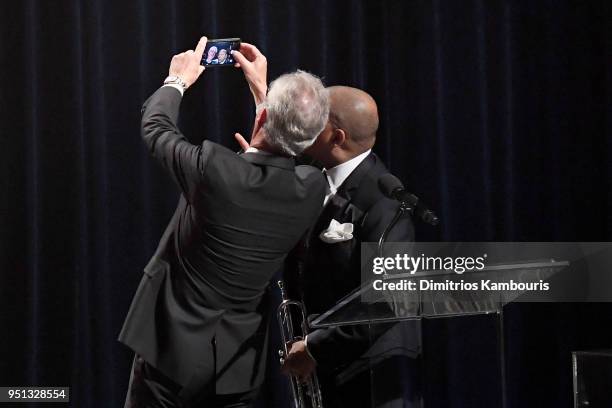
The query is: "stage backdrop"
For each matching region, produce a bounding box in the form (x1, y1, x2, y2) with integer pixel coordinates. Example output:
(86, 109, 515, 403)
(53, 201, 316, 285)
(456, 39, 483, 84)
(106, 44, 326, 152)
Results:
(1, 1, 611, 407)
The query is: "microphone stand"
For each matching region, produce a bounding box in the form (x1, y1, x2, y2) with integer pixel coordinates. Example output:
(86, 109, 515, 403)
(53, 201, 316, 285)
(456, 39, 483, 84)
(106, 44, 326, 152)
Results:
(377, 200, 415, 275)
(376, 199, 426, 408)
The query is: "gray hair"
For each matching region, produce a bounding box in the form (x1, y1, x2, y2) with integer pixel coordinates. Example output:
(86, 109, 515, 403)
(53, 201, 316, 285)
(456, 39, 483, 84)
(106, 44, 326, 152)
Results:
(261, 70, 330, 156)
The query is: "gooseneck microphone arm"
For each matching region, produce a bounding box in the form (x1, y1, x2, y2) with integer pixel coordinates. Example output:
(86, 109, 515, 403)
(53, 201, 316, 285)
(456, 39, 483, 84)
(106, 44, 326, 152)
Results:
(376, 174, 439, 274)
(377, 199, 414, 275)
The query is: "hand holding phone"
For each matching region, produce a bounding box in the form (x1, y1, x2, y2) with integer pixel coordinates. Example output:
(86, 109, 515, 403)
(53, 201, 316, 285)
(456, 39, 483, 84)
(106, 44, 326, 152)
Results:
(231, 42, 268, 105)
(168, 36, 207, 89)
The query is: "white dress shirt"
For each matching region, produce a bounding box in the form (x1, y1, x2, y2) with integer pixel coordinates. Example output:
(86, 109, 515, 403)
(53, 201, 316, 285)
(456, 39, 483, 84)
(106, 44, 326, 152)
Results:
(323, 149, 372, 205)
(244, 147, 274, 155)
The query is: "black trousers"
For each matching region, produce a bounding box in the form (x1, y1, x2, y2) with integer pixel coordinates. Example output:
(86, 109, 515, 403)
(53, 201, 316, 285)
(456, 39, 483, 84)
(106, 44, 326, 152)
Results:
(124, 355, 258, 408)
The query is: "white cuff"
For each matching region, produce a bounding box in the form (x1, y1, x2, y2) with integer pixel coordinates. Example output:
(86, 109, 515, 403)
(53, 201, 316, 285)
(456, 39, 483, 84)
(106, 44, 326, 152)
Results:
(304, 335, 317, 364)
(162, 83, 185, 97)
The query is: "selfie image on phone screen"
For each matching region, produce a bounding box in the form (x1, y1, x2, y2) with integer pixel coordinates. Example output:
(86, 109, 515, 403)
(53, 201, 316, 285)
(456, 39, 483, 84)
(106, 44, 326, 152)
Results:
(201, 38, 241, 67)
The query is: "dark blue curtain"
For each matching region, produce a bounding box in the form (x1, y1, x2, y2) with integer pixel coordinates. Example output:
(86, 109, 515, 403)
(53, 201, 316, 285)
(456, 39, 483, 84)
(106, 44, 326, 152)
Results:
(1, 0, 610, 407)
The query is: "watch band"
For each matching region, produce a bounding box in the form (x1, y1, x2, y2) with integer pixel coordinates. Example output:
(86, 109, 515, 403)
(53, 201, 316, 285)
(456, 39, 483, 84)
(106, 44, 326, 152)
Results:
(163, 75, 187, 91)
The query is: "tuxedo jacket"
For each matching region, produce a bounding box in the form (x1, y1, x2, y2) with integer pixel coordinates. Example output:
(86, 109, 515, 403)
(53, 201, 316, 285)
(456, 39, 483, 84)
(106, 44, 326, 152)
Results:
(119, 86, 326, 396)
(299, 153, 415, 373)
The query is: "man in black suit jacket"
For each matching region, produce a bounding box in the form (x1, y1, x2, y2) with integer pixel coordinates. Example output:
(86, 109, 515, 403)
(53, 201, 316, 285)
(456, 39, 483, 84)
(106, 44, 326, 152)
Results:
(281, 86, 418, 407)
(119, 38, 328, 407)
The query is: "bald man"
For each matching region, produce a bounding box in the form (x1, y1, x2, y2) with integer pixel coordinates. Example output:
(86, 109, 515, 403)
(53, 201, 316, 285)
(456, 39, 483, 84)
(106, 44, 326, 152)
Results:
(280, 86, 418, 407)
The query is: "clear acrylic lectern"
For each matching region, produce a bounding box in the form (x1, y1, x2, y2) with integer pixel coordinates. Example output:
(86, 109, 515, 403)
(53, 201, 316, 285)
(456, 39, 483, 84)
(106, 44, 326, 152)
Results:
(310, 260, 569, 408)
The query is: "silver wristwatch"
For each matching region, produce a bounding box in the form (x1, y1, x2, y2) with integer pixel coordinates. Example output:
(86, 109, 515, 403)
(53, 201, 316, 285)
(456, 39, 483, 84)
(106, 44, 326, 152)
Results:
(163, 75, 187, 91)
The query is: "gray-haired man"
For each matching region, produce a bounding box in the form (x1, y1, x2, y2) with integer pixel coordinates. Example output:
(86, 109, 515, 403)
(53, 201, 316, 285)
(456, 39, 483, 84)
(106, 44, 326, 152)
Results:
(119, 37, 328, 408)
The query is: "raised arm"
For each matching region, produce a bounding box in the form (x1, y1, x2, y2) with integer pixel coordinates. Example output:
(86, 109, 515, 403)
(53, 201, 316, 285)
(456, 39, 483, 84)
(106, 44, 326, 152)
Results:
(141, 37, 211, 201)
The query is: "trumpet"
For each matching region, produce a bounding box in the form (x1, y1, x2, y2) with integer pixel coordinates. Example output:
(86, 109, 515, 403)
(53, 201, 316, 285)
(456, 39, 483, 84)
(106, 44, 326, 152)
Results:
(277, 280, 324, 408)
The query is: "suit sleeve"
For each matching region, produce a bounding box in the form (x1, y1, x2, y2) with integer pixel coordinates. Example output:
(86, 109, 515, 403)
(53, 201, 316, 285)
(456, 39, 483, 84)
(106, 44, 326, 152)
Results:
(141, 86, 211, 201)
(306, 197, 414, 370)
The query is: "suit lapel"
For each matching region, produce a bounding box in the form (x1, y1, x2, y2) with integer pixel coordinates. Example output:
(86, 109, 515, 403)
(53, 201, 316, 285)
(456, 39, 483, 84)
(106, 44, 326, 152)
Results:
(331, 153, 377, 226)
(335, 153, 377, 201)
(311, 194, 348, 243)
(312, 153, 378, 239)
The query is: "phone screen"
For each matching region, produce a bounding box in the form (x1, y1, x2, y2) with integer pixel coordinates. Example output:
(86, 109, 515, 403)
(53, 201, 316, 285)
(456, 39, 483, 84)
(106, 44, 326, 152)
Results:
(200, 38, 241, 67)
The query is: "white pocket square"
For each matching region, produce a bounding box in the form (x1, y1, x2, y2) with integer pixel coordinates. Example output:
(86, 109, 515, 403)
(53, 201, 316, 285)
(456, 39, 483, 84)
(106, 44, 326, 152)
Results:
(319, 219, 354, 243)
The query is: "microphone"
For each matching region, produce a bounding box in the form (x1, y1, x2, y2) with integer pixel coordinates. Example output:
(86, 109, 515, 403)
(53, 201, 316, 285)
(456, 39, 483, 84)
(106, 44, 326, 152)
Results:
(378, 174, 439, 226)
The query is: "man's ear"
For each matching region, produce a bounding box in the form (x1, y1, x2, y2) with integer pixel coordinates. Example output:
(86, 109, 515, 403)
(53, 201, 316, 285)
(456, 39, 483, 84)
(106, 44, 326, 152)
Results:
(332, 128, 347, 147)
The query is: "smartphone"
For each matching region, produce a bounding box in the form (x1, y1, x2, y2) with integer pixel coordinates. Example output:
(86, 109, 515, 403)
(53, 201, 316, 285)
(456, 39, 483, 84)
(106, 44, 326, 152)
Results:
(200, 38, 241, 67)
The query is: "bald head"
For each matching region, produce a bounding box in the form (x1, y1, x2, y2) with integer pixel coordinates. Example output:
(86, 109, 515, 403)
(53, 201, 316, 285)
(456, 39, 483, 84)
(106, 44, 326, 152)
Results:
(328, 86, 379, 150)
(304, 85, 379, 168)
